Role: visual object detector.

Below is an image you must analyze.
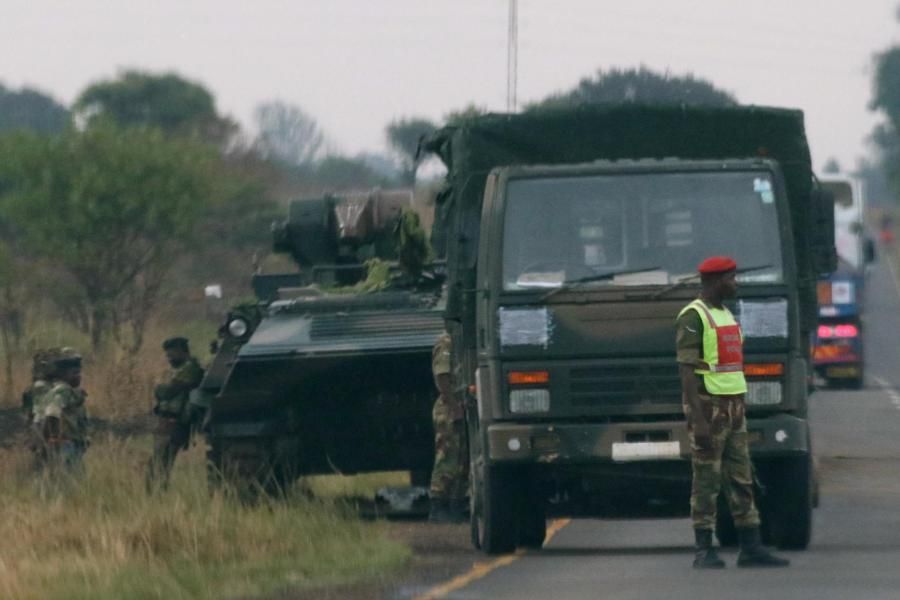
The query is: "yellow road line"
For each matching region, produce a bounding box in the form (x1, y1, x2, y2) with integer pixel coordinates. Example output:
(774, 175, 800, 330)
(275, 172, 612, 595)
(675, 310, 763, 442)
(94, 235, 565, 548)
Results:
(415, 518, 571, 600)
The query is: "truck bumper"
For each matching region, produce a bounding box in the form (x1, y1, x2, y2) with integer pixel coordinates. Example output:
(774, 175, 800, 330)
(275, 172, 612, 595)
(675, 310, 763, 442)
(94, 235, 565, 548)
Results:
(486, 413, 809, 464)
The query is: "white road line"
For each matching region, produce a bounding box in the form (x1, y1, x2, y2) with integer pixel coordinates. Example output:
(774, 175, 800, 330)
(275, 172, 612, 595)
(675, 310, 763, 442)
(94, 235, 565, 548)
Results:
(882, 245, 900, 303)
(872, 375, 900, 407)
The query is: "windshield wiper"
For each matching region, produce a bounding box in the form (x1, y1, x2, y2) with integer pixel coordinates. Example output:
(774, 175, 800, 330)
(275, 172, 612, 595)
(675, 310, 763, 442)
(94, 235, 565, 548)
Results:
(540, 266, 662, 302)
(650, 263, 773, 300)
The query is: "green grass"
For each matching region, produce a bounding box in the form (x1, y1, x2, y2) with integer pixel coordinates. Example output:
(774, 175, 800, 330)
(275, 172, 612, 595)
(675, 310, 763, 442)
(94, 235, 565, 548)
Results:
(0, 436, 410, 600)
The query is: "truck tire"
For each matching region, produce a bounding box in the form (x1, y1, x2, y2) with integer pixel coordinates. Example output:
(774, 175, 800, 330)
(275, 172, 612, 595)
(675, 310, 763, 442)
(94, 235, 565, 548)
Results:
(766, 455, 813, 550)
(474, 465, 517, 555)
(517, 494, 547, 549)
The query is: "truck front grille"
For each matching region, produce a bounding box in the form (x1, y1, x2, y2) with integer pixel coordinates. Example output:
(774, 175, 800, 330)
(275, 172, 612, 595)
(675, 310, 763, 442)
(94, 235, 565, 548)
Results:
(569, 364, 682, 407)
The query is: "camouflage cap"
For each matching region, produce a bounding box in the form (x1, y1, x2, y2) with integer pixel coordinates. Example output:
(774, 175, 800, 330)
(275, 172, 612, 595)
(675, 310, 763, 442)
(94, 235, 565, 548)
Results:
(162, 336, 190, 351)
(32, 348, 60, 379)
(54, 347, 82, 369)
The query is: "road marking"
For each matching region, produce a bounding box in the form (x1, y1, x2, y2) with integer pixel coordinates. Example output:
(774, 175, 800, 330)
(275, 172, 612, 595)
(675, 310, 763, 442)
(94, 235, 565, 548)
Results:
(872, 375, 900, 407)
(415, 518, 571, 600)
(883, 246, 900, 304)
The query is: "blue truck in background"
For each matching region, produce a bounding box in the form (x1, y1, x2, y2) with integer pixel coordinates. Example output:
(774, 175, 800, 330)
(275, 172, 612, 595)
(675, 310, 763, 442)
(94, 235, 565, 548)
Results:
(813, 176, 873, 388)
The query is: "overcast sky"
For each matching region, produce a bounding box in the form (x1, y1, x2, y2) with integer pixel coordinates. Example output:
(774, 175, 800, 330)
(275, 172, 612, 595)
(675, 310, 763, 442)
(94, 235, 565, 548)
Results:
(3, 0, 898, 171)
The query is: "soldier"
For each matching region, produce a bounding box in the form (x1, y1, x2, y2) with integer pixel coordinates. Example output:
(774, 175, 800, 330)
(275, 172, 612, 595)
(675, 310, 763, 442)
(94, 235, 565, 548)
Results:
(146, 336, 205, 490)
(33, 347, 88, 471)
(428, 331, 469, 523)
(21, 349, 56, 422)
(677, 256, 789, 568)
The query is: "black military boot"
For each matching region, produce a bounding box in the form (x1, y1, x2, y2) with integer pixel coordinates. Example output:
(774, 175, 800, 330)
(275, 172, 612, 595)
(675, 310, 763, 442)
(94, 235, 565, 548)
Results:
(428, 498, 454, 523)
(737, 527, 790, 567)
(446, 498, 469, 523)
(693, 528, 726, 569)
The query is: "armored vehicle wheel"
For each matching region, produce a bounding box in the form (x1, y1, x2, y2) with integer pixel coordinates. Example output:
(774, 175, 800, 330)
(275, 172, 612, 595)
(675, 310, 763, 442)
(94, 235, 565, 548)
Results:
(207, 438, 288, 499)
(473, 465, 517, 555)
(765, 455, 813, 550)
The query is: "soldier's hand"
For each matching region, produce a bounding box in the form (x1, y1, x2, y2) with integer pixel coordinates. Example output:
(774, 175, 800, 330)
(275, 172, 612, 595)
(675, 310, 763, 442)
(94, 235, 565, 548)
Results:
(693, 419, 712, 450)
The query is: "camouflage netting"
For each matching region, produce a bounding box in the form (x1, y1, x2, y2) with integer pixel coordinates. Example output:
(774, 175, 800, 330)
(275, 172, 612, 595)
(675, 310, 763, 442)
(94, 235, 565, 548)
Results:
(423, 104, 816, 322)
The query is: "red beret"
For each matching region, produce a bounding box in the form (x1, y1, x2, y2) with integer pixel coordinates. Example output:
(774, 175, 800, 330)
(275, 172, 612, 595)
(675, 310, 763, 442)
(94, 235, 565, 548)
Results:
(698, 256, 737, 274)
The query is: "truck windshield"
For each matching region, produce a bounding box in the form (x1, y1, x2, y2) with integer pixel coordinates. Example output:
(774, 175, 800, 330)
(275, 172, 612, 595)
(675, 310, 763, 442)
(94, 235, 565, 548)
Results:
(502, 171, 784, 290)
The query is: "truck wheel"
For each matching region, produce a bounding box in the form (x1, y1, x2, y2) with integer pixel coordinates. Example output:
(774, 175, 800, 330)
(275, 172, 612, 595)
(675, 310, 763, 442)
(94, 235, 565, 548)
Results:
(715, 496, 738, 547)
(517, 495, 546, 549)
(474, 465, 517, 554)
(409, 468, 432, 487)
(766, 455, 813, 550)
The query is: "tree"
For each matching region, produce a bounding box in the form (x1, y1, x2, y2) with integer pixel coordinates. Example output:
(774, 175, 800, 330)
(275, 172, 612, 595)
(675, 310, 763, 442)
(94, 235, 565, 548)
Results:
(823, 157, 842, 174)
(74, 70, 235, 144)
(386, 117, 438, 184)
(254, 100, 326, 167)
(0, 123, 219, 351)
(0, 83, 69, 134)
(529, 66, 738, 110)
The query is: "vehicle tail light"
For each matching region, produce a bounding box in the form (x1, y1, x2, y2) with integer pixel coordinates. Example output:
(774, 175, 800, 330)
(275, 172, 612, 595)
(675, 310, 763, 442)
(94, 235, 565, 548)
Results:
(508, 370, 550, 385)
(744, 363, 784, 377)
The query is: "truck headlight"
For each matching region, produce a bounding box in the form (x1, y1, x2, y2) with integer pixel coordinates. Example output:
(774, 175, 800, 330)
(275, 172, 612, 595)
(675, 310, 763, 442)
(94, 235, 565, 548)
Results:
(510, 389, 550, 413)
(227, 317, 249, 339)
(746, 381, 782, 406)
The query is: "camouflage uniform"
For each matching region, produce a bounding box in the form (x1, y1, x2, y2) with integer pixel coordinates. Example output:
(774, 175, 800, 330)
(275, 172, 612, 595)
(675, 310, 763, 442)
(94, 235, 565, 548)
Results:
(35, 379, 89, 470)
(429, 332, 468, 502)
(146, 356, 204, 489)
(676, 309, 760, 531)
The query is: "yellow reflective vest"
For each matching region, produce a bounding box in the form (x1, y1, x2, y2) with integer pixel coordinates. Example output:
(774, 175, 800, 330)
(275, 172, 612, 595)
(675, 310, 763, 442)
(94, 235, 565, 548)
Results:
(677, 298, 747, 395)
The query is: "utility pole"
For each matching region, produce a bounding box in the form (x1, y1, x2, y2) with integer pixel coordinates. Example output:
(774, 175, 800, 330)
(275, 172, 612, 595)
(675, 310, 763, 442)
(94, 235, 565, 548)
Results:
(507, 0, 518, 113)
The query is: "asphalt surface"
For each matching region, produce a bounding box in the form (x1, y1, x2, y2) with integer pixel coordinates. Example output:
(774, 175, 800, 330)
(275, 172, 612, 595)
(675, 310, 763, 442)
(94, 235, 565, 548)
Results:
(421, 254, 900, 600)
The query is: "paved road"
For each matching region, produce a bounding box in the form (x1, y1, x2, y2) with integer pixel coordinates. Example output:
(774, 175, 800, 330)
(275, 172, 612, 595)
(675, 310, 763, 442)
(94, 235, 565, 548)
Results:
(428, 255, 900, 600)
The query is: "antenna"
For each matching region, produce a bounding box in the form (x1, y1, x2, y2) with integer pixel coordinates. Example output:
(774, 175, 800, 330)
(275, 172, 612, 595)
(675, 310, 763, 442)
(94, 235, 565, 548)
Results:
(507, 0, 518, 113)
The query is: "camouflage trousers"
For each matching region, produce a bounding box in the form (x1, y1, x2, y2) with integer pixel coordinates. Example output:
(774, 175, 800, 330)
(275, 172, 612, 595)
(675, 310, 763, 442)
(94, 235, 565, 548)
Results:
(429, 394, 469, 501)
(146, 417, 191, 491)
(685, 393, 761, 530)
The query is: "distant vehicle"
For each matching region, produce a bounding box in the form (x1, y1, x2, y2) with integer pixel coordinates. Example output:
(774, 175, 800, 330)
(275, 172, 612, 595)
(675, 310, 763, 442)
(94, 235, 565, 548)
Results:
(813, 176, 872, 389)
(425, 105, 835, 554)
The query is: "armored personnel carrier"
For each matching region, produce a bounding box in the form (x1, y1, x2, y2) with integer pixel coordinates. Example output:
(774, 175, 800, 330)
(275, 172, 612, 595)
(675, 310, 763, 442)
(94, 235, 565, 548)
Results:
(200, 189, 445, 490)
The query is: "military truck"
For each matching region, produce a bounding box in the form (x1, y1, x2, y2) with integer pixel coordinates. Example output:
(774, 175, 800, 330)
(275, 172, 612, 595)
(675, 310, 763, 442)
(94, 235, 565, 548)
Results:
(200, 189, 445, 490)
(423, 105, 835, 553)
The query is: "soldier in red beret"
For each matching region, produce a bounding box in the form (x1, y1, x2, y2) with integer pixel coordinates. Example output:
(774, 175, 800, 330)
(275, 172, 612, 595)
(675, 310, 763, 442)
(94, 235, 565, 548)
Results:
(676, 257, 789, 569)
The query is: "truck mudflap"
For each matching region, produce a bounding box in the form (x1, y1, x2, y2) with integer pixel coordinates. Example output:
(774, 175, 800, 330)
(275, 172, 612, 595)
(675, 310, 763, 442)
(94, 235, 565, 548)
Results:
(486, 413, 809, 464)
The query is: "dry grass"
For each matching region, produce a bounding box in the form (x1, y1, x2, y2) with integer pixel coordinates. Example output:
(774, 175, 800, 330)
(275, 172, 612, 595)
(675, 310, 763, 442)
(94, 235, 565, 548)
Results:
(0, 436, 409, 600)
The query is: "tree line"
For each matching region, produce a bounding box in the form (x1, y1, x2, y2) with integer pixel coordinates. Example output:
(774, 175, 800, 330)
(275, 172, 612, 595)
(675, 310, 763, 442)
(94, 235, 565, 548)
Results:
(7, 61, 888, 369)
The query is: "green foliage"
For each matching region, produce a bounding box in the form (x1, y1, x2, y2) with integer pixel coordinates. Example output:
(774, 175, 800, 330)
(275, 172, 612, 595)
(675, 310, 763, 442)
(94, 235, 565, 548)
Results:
(254, 100, 325, 166)
(0, 122, 220, 349)
(313, 155, 391, 188)
(0, 83, 69, 134)
(443, 103, 488, 126)
(74, 70, 233, 143)
(870, 46, 900, 201)
(395, 209, 430, 278)
(386, 117, 438, 183)
(529, 66, 738, 111)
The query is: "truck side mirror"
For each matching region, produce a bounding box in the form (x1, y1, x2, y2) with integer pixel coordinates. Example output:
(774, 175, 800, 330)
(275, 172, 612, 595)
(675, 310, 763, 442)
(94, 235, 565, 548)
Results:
(811, 187, 837, 276)
(864, 237, 876, 264)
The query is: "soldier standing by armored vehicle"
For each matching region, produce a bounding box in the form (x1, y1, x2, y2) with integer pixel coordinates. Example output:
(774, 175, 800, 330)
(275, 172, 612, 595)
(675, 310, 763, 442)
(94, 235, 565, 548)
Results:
(32, 348, 88, 471)
(146, 337, 204, 490)
(428, 331, 469, 523)
(677, 256, 789, 569)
